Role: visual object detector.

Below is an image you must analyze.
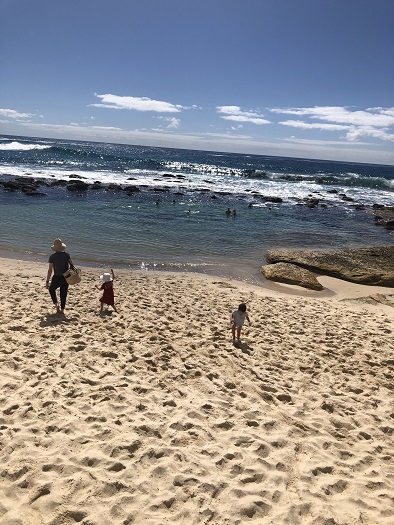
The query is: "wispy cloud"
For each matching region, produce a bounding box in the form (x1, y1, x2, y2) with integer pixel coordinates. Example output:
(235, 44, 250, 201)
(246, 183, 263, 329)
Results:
(279, 120, 350, 131)
(157, 116, 181, 129)
(90, 125, 122, 131)
(217, 105, 270, 125)
(283, 137, 371, 147)
(91, 94, 184, 113)
(271, 106, 394, 142)
(0, 108, 34, 119)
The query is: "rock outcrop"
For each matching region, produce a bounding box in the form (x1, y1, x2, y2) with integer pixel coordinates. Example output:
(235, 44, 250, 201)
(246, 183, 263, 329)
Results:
(371, 207, 394, 230)
(261, 262, 323, 290)
(264, 246, 394, 287)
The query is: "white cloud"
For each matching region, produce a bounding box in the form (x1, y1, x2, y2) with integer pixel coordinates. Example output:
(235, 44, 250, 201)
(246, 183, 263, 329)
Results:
(90, 125, 122, 131)
(221, 115, 270, 125)
(217, 105, 270, 125)
(199, 131, 253, 140)
(91, 94, 184, 113)
(345, 126, 394, 142)
(157, 116, 181, 129)
(272, 106, 394, 127)
(283, 137, 371, 147)
(272, 106, 394, 143)
(0, 108, 34, 119)
(279, 120, 350, 131)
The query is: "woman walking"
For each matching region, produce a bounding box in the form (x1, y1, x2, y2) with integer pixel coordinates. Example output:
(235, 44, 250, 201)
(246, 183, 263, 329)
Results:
(46, 238, 75, 313)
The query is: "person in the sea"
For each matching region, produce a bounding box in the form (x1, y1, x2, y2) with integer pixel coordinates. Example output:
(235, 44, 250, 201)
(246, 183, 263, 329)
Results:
(46, 238, 75, 314)
(95, 269, 118, 314)
(230, 303, 251, 342)
(226, 207, 231, 216)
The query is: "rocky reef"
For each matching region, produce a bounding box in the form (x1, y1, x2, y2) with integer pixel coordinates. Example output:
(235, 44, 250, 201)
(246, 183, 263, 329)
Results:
(262, 246, 394, 288)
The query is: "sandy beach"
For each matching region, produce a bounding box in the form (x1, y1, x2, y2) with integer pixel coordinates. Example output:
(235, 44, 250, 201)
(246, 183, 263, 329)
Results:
(0, 257, 393, 525)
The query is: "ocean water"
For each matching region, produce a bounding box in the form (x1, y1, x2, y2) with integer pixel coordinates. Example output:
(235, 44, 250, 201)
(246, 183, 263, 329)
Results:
(0, 135, 393, 283)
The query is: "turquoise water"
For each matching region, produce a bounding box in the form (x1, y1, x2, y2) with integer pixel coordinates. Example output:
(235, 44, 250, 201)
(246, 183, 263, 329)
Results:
(0, 135, 393, 283)
(1, 187, 392, 283)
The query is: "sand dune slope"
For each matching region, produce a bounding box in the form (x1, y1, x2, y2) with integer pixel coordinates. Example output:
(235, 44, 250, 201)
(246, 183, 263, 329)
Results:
(0, 260, 393, 525)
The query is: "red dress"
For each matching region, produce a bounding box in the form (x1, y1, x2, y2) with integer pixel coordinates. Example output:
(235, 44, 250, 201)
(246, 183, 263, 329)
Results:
(99, 282, 115, 306)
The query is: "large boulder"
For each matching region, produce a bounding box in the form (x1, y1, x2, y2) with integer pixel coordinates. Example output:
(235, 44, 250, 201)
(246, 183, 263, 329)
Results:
(261, 262, 323, 290)
(265, 246, 394, 286)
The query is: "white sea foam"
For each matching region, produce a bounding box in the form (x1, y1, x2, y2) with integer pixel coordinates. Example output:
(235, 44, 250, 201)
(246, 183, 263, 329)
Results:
(0, 141, 50, 151)
(1, 161, 393, 207)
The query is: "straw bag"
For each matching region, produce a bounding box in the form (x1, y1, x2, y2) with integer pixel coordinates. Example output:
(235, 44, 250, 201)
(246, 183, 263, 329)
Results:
(63, 264, 81, 285)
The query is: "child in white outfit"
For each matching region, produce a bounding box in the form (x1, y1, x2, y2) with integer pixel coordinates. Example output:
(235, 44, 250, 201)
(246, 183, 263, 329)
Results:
(230, 303, 251, 342)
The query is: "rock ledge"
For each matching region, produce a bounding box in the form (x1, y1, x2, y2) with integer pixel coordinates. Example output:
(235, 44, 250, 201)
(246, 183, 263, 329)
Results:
(263, 246, 394, 287)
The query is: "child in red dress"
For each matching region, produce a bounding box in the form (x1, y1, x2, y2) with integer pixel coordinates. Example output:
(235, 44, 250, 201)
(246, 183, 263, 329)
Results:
(96, 269, 118, 313)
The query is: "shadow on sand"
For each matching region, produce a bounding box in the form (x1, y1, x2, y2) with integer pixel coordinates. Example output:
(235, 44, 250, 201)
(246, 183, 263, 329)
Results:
(233, 340, 253, 355)
(40, 312, 79, 327)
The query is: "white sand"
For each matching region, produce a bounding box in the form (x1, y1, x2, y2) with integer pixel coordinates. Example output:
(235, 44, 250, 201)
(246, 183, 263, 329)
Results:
(0, 257, 393, 525)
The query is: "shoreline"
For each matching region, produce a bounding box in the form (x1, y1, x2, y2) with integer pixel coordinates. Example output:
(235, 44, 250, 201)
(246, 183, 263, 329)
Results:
(3, 253, 394, 303)
(1, 256, 393, 524)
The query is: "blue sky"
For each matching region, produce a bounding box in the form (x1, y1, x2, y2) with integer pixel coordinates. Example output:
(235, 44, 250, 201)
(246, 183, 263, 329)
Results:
(1, 0, 393, 164)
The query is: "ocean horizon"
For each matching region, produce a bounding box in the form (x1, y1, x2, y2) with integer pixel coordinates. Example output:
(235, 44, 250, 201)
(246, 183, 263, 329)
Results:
(1, 134, 393, 284)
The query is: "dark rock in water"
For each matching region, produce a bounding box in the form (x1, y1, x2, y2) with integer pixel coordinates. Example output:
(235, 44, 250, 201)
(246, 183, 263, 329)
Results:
(16, 177, 38, 185)
(266, 246, 394, 286)
(68, 179, 88, 184)
(1, 181, 20, 190)
(261, 262, 323, 290)
(123, 185, 140, 193)
(50, 179, 68, 186)
(1, 178, 45, 194)
(303, 197, 320, 208)
(261, 196, 283, 203)
(340, 194, 354, 202)
(67, 181, 90, 191)
(21, 184, 40, 193)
